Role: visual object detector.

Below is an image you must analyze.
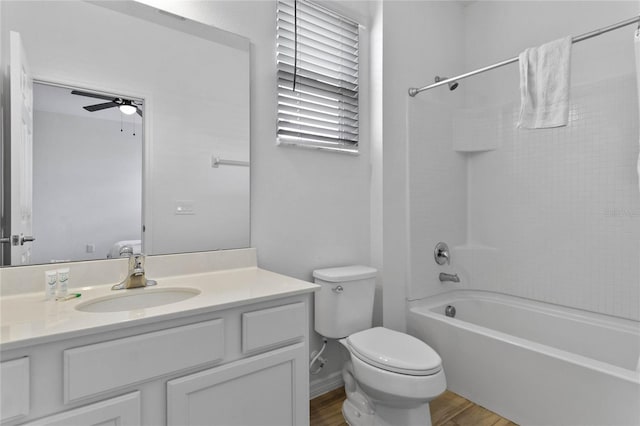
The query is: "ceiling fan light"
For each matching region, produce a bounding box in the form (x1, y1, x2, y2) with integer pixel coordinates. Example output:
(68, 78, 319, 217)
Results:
(119, 104, 137, 115)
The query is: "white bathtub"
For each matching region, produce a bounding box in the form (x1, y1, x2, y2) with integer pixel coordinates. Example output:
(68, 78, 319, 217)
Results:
(408, 290, 640, 426)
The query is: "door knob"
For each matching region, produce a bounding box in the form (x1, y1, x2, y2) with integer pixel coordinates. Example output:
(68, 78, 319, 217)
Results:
(20, 236, 35, 245)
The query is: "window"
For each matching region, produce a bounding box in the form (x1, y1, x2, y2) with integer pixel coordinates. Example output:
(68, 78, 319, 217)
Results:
(276, 0, 359, 153)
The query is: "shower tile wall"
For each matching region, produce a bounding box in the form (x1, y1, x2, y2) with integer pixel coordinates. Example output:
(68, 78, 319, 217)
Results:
(466, 74, 639, 320)
(405, 1, 639, 322)
(407, 98, 468, 302)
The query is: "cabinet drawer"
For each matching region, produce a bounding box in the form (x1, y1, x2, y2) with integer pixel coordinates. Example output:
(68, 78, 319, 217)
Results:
(0, 357, 29, 422)
(64, 319, 224, 402)
(242, 302, 305, 353)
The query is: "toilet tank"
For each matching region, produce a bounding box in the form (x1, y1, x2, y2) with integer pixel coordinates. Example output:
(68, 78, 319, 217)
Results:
(313, 265, 377, 339)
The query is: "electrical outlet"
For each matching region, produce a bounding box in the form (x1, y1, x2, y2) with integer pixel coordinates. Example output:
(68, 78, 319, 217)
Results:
(86, 244, 95, 253)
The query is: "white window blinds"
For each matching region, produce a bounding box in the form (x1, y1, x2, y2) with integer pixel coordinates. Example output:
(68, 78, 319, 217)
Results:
(276, 0, 359, 153)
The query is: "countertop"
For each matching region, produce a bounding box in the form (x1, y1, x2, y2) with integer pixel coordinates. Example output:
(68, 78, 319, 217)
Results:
(0, 267, 319, 351)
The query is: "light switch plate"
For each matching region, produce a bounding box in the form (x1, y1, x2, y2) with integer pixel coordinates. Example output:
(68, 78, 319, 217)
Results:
(175, 200, 195, 215)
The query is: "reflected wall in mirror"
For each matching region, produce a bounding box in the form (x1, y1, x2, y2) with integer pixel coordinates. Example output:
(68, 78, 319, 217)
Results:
(33, 83, 143, 264)
(1, 0, 251, 266)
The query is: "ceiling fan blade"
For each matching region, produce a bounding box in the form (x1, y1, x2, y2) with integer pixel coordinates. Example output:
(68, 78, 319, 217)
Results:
(71, 90, 115, 101)
(83, 101, 118, 112)
(136, 108, 143, 117)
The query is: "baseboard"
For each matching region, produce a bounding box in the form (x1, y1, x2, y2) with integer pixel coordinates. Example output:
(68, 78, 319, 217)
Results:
(309, 370, 344, 399)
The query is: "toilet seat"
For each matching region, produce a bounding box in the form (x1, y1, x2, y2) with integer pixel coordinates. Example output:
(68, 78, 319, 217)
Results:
(346, 327, 442, 376)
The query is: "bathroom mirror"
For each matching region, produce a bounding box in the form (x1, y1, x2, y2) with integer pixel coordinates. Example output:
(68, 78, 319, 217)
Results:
(1, 0, 250, 266)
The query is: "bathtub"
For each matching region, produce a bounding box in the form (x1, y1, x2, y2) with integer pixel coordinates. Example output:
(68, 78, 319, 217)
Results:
(408, 290, 640, 426)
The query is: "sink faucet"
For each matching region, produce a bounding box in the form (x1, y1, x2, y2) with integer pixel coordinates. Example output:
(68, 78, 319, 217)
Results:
(112, 254, 157, 290)
(119, 245, 134, 257)
(439, 272, 460, 283)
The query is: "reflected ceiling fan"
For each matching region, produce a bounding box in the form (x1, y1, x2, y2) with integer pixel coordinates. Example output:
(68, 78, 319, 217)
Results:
(71, 90, 143, 117)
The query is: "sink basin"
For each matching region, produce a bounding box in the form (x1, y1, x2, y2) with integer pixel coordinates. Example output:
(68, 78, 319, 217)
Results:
(75, 287, 201, 313)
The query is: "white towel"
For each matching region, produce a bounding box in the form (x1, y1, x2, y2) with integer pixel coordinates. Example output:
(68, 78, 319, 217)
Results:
(635, 28, 640, 192)
(517, 36, 572, 129)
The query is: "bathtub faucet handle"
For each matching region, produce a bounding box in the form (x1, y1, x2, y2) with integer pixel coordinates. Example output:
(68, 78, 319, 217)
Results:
(434, 242, 450, 265)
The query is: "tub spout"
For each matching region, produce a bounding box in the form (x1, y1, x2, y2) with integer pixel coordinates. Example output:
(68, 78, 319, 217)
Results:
(439, 272, 460, 283)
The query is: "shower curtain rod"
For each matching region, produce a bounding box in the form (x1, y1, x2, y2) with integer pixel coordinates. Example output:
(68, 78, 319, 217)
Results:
(408, 14, 640, 97)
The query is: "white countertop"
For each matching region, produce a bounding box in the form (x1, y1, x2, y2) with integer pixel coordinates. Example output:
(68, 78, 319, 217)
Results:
(1, 267, 319, 351)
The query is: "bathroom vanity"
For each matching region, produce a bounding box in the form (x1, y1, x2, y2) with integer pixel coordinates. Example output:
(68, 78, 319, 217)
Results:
(0, 249, 318, 425)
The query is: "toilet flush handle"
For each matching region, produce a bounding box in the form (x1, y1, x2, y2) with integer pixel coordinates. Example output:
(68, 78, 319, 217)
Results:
(332, 285, 344, 293)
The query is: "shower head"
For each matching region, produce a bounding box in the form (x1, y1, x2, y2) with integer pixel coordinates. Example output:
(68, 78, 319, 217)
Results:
(435, 76, 459, 91)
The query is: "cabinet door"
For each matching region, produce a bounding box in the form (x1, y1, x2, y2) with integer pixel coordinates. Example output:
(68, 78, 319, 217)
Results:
(22, 392, 140, 426)
(0, 357, 29, 422)
(168, 343, 308, 426)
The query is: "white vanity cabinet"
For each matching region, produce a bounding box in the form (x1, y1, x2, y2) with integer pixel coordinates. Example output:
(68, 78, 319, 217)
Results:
(167, 302, 308, 426)
(0, 294, 311, 426)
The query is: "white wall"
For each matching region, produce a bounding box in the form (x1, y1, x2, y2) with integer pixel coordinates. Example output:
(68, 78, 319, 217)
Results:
(249, 0, 374, 391)
(32, 110, 141, 263)
(458, 1, 640, 321)
(462, 1, 639, 106)
(382, 1, 466, 329)
(137, 0, 373, 276)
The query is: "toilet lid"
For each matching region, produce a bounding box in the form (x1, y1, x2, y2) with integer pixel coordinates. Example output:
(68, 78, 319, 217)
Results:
(346, 327, 442, 376)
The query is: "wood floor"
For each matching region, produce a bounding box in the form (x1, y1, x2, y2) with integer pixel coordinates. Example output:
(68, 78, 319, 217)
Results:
(310, 387, 517, 426)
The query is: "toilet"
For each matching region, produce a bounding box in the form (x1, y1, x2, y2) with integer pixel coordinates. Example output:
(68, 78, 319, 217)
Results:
(314, 265, 446, 426)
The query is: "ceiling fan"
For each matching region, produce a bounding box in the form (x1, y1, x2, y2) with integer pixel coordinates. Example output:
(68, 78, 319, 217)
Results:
(71, 90, 143, 117)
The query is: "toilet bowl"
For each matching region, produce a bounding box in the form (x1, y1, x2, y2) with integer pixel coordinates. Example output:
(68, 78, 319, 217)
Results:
(340, 327, 446, 426)
(313, 266, 446, 426)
